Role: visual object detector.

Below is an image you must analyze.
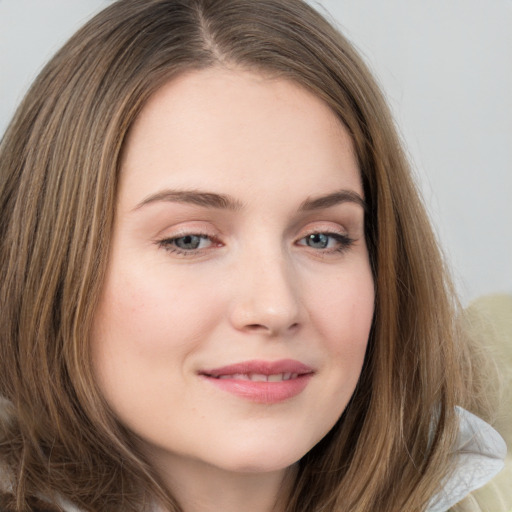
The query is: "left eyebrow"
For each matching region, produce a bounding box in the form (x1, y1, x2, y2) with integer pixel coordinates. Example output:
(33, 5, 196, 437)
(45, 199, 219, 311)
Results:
(298, 190, 367, 212)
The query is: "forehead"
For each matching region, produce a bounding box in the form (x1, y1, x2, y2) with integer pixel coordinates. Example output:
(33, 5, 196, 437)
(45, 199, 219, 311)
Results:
(119, 67, 362, 209)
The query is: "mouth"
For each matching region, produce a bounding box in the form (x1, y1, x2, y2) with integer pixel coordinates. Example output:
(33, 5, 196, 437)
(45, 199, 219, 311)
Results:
(214, 372, 301, 382)
(199, 359, 314, 403)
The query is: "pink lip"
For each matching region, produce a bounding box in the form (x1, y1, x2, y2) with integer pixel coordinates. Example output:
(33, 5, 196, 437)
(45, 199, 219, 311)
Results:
(199, 359, 314, 404)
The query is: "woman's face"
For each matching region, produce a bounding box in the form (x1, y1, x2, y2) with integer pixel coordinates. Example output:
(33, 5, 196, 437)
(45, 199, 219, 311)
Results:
(92, 68, 374, 479)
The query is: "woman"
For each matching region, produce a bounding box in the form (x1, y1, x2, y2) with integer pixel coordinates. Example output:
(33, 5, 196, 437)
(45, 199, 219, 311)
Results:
(0, 0, 505, 511)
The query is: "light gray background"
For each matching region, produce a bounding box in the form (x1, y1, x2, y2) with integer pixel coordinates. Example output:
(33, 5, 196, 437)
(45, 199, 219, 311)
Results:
(1, 0, 511, 305)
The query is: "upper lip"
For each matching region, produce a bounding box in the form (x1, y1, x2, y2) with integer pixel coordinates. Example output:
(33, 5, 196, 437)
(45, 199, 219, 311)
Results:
(200, 359, 314, 378)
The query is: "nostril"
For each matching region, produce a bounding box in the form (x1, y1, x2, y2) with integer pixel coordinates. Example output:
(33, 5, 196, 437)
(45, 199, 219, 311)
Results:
(246, 323, 266, 331)
(244, 322, 300, 334)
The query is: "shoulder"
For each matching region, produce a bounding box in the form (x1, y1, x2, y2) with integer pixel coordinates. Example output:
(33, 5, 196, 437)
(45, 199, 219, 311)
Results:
(456, 295, 512, 512)
(427, 408, 507, 512)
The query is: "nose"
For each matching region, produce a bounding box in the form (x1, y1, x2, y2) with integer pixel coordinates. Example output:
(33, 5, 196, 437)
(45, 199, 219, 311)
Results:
(228, 251, 303, 337)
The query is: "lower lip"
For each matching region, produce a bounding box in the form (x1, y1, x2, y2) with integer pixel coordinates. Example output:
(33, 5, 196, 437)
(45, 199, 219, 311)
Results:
(202, 374, 312, 404)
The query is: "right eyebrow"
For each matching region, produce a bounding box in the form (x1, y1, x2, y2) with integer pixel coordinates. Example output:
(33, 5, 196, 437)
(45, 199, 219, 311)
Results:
(132, 189, 244, 212)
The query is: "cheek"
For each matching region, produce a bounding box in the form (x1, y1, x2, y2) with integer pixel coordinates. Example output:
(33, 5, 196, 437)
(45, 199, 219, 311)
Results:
(93, 266, 223, 356)
(295, 264, 373, 446)
(310, 263, 374, 356)
(90, 269, 225, 416)
(306, 260, 374, 416)
(90, 267, 226, 418)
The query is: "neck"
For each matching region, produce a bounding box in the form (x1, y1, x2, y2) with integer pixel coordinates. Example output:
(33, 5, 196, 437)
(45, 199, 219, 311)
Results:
(153, 455, 297, 512)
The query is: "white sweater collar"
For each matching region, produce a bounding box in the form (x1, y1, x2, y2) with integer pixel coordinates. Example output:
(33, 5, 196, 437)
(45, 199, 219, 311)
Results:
(427, 407, 507, 511)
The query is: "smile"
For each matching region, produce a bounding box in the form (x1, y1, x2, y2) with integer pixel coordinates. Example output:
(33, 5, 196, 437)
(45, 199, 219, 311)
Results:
(199, 359, 314, 403)
(216, 373, 299, 381)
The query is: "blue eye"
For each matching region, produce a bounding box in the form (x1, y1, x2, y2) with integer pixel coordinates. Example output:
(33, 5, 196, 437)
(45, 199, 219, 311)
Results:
(173, 235, 206, 250)
(298, 232, 354, 252)
(158, 234, 213, 254)
(305, 233, 330, 249)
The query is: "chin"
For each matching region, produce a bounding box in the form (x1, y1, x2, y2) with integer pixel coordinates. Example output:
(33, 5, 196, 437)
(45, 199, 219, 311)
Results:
(208, 441, 308, 475)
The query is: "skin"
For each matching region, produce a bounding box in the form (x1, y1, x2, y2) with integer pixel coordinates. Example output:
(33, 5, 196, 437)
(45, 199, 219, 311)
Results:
(91, 67, 375, 512)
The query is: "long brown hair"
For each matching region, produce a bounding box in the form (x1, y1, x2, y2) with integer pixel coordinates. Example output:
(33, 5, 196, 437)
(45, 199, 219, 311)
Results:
(0, 0, 479, 510)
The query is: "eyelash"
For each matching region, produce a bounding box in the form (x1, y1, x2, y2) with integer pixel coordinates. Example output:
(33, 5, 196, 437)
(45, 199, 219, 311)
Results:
(157, 230, 355, 257)
(157, 233, 220, 256)
(297, 231, 355, 253)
